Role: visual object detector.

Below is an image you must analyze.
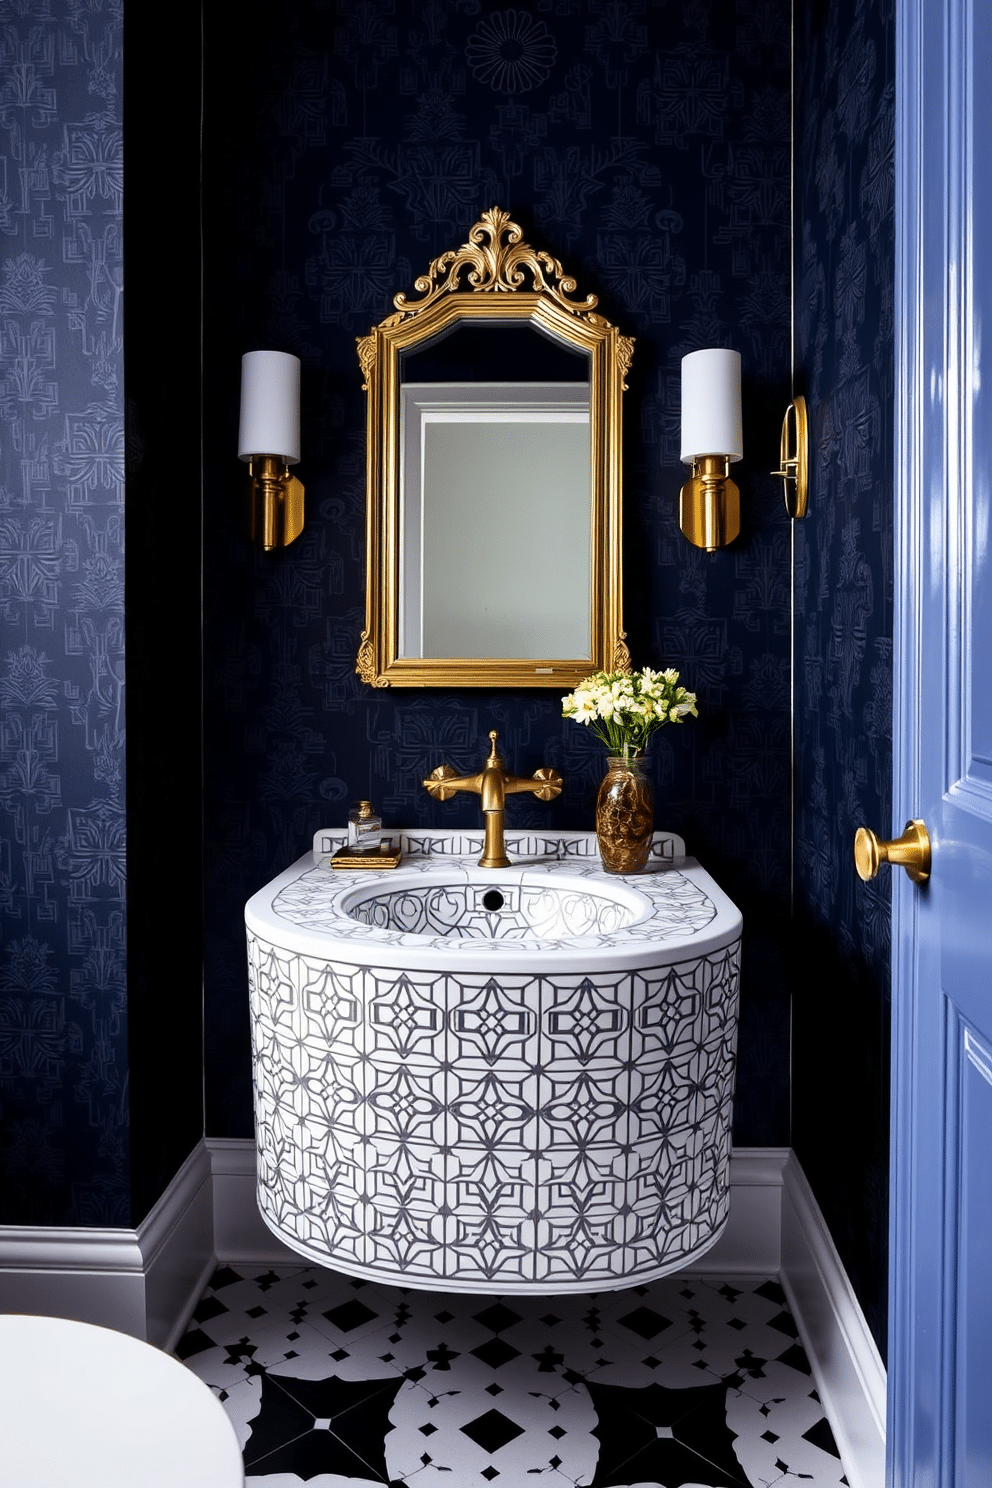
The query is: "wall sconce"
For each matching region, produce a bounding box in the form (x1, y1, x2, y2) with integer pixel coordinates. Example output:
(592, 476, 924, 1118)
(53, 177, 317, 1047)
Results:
(679, 348, 743, 551)
(238, 350, 305, 551)
(774, 394, 809, 518)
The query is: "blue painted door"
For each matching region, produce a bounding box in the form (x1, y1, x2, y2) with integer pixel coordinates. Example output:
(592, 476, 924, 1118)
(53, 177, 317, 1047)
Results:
(890, 0, 992, 1481)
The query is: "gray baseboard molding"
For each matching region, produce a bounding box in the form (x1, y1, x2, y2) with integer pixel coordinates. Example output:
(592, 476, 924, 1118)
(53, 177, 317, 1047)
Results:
(206, 1141, 792, 1274)
(0, 1141, 215, 1352)
(206, 1137, 301, 1266)
(139, 1141, 216, 1351)
(0, 1139, 885, 1485)
(0, 1223, 148, 1339)
(687, 1145, 789, 1273)
(779, 1151, 887, 1488)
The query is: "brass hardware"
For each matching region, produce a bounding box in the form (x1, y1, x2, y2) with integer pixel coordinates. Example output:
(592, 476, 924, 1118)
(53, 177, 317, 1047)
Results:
(423, 729, 563, 868)
(773, 395, 809, 519)
(240, 351, 304, 551)
(356, 206, 632, 689)
(854, 819, 931, 884)
(330, 843, 403, 870)
(679, 454, 741, 551)
(248, 455, 305, 551)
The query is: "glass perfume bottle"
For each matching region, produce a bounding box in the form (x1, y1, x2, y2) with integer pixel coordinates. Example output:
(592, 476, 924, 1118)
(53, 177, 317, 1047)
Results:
(347, 799, 382, 854)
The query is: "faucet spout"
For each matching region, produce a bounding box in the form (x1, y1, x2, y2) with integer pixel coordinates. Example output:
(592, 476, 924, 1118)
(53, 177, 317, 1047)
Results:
(423, 729, 563, 868)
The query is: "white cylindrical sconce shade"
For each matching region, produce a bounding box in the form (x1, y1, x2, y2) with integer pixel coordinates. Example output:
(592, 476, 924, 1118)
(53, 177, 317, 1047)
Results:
(680, 348, 743, 463)
(238, 351, 301, 462)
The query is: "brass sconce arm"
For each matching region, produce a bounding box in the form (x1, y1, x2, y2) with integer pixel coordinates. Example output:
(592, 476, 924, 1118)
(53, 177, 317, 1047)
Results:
(247, 456, 305, 551)
(680, 454, 741, 552)
(239, 351, 305, 551)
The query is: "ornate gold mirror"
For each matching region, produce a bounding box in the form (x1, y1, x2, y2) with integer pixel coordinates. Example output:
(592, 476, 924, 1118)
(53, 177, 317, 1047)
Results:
(356, 207, 633, 688)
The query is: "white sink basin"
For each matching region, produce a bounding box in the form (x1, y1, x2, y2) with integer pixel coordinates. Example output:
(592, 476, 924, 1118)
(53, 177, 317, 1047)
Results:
(245, 829, 742, 1293)
(340, 869, 646, 941)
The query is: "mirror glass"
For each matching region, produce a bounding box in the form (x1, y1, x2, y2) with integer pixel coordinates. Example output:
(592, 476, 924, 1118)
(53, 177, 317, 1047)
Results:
(356, 207, 633, 688)
(399, 322, 591, 661)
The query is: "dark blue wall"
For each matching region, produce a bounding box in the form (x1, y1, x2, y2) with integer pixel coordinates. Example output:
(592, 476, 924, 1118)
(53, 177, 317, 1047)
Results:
(0, 3, 131, 1224)
(0, 6, 895, 1366)
(793, 0, 895, 1355)
(0, 0, 204, 1227)
(123, 0, 204, 1223)
(201, 0, 795, 1150)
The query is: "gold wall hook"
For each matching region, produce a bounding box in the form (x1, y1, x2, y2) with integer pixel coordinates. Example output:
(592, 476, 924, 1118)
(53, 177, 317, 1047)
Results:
(773, 395, 809, 519)
(854, 819, 931, 884)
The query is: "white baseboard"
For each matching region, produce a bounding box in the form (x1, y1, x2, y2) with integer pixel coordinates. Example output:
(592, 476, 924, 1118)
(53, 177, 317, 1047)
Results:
(138, 1141, 216, 1351)
(686, 1146, 788, 1273)
(206, 1140, 791, 1274)
(0, 1142, 215, 1350)
(780, 1152, 887, 1488)
(0, 1224, 148, 1339)
(206, 1137, 301, 1266)
(0, 1140, 885, 1485)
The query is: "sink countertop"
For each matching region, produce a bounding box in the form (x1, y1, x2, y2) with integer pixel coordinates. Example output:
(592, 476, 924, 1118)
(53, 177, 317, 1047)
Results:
(245, 829, 742, 970)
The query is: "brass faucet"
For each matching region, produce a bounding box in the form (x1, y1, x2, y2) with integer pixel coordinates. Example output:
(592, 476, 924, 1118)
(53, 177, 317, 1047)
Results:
(423, 730, 563, 868)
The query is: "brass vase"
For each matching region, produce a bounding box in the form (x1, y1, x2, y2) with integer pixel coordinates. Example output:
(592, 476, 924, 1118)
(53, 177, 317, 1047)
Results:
(595, 753, 654, 874)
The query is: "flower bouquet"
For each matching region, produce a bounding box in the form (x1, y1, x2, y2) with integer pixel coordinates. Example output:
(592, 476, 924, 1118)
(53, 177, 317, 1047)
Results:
(561, 667, 698, 874)
(561, 667, 699, 760)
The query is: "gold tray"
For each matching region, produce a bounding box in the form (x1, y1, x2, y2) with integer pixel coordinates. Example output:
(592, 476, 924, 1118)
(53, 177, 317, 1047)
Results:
(330, 843, 402, 870)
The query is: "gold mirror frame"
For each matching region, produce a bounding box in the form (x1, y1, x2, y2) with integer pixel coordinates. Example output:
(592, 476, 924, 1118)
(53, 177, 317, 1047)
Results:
(355, 206, 633, 688)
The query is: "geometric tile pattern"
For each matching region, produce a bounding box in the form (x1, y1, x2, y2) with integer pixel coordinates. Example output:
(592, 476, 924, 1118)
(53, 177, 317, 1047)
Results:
(346, 877, 642, 941)
(177, 1265, 851, 1485)
(278, 867, 720, 955)
(246, 835, 742, 1290)
(247, 930, 741, 1290)
(281, 830, 720, 955)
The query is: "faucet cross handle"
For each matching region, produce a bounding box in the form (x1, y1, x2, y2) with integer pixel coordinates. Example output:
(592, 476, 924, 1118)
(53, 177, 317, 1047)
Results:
(423, 763, 464, 802)
(529, 766, 563, 803)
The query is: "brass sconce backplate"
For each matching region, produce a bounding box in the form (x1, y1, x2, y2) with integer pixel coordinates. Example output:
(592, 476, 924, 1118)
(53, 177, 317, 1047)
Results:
(774, 395, 809, 519)
(248, 455, 305, 551)
(679, 455, 740, 551)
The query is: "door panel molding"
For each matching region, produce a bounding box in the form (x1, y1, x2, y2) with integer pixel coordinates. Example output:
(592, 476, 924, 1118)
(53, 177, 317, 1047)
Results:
(893, 0, 992, 1482)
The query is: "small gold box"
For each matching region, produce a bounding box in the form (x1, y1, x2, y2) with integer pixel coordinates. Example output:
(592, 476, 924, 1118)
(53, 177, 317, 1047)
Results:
(329, 842, 402, 870)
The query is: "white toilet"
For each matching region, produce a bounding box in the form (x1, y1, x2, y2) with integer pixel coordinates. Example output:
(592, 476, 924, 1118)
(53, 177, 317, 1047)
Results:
(0, 1314, 244, 1487)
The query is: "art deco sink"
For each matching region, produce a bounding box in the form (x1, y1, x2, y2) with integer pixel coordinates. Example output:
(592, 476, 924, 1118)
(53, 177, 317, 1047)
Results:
(245, 829, 742, 1293)
(339, 869, 646, 942)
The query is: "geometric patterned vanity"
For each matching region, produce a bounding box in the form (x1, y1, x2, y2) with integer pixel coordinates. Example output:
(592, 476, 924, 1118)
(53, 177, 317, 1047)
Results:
(246, 830, 742, 1293)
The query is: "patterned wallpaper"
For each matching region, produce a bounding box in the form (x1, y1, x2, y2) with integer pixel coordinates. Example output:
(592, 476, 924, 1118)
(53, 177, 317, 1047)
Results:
(5, 0, 890, 1272)
(201, 0, 794, 1149)
(0, 0, 128, 1224)
(793, 0, 895, 1354)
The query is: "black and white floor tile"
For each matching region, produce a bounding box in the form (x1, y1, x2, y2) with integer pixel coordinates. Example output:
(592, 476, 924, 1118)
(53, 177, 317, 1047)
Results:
(177, 1266, 850, 1487)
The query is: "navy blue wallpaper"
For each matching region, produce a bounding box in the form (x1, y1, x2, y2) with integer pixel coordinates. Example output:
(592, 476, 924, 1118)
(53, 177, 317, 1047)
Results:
(0, 0, 204, 1229)
(793, 0, 895, 1355)
(201, 0, 794, 1147)
(0, 1, 128, 1224)
(10, 0, 883, 1255)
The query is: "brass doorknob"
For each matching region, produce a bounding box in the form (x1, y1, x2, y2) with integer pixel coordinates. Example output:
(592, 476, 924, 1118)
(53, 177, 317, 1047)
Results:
(854, 819, 931, 883)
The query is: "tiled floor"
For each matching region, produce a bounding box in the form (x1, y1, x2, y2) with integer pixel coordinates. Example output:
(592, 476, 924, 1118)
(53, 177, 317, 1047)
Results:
(177, 1265, 850, 1487)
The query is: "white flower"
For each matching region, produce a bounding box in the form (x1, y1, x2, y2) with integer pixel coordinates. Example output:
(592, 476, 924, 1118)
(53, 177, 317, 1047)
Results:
(561, 664, 698, 754)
